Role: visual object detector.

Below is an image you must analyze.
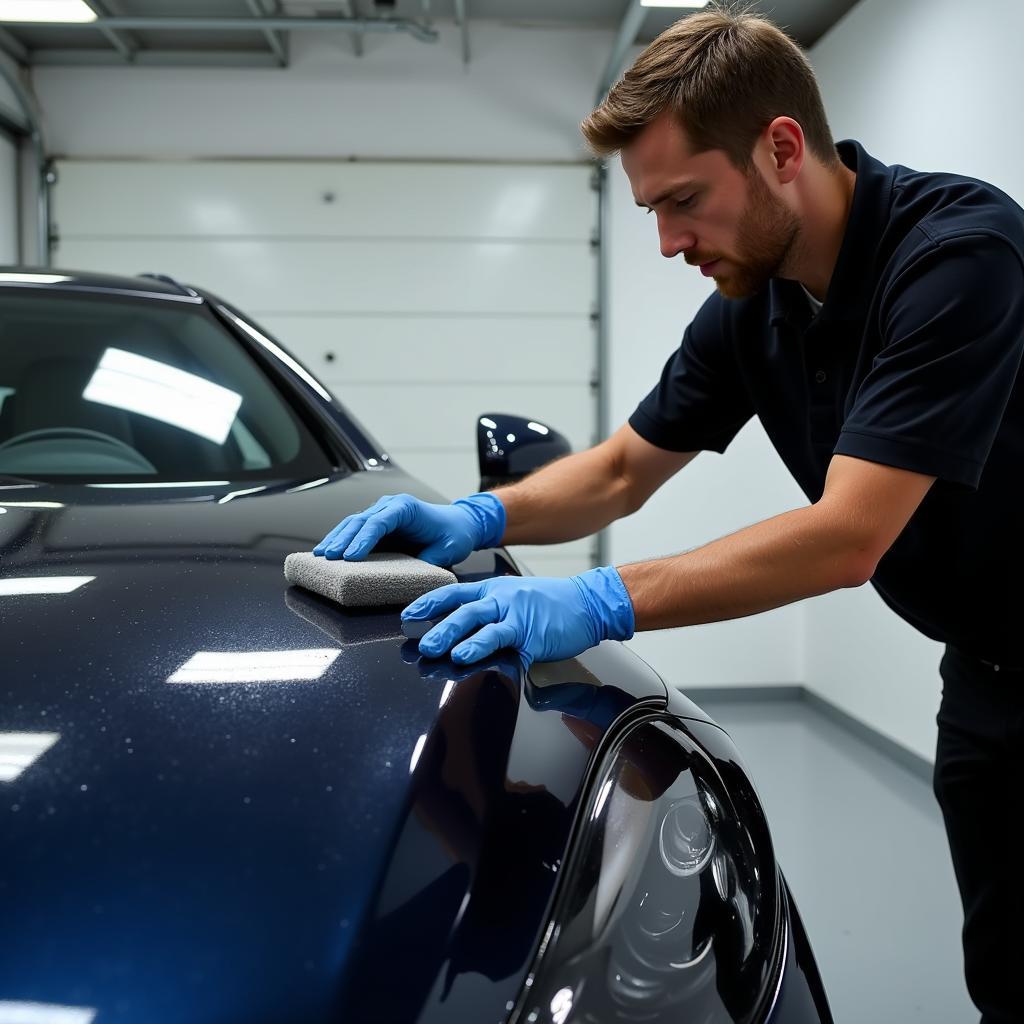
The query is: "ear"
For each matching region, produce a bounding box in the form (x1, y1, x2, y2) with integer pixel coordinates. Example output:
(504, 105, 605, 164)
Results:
(762, 117, 804, 185)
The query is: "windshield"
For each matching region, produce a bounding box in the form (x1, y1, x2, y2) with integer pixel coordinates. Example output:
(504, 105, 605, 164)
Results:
(0, 289, 334, 482)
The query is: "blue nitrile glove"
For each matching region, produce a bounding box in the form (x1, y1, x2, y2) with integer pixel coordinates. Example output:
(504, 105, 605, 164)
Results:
(401, 566, 636, 668)
(312, 491, 505, 565)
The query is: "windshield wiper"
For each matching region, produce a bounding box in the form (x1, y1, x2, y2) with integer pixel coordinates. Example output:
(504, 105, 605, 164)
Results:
(0, 474, 41, 486)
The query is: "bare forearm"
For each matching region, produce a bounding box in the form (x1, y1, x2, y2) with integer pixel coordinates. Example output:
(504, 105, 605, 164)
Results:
(491, 445, 635, 545)
(618, 503, 875, 630)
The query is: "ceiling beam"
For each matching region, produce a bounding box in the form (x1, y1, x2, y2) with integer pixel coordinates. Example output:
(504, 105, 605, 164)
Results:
(29, 49, 284, 68)
(246, 0, 288, 67)
(86, 0, 138, 63)
(2, 16, 439, 43)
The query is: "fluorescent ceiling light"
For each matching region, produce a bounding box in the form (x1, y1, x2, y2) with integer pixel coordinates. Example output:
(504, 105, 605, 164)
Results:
(83, 347, 242, 446)
(0, 1003, 96, 1024)
(0, 1, 95, 21)
(0, 576, 94, 596)
(168, 649, 341, 684)
(0, 732, 60, 782)
(0, 272, 73, 283)
(640, 0, 710, 7)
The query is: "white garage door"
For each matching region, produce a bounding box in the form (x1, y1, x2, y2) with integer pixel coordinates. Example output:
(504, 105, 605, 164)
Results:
(0, 128, 19, 264)
(53, 159, 599, 576)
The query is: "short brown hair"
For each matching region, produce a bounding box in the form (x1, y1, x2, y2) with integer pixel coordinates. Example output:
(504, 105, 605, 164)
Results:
(581, 5, 838, 170)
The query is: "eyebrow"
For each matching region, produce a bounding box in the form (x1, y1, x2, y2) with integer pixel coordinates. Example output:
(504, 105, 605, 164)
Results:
(634, 180, 701, 209)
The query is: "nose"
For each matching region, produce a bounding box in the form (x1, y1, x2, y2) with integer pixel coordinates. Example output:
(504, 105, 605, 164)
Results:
(658, 219, 697, 260)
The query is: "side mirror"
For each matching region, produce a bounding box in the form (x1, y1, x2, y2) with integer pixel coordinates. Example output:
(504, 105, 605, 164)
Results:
(476, 413, 572, 491)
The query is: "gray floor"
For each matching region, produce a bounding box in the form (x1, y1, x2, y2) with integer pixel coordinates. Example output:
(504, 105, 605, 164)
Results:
(693, 696, 977, 1024)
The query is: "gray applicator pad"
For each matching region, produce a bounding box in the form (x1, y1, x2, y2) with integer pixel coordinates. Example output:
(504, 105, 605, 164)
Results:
(284, 551, 457, 607)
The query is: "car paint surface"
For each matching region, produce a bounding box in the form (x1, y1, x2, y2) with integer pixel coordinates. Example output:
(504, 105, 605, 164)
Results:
(0, 473, 682, 1023)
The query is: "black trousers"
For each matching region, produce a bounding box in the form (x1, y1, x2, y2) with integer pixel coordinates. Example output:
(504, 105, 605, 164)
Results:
(933, 646, 1024, 1023)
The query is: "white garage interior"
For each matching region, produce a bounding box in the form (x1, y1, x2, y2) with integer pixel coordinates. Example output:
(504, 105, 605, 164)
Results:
(1, 1, 1019, 1021)
(53, 158, 600, 576)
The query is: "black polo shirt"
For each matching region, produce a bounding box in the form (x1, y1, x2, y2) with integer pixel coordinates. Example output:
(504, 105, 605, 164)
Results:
(630, 140, 1024, 664)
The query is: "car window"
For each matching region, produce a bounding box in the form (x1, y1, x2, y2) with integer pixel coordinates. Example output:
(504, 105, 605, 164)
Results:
(0, 289, 334, 482)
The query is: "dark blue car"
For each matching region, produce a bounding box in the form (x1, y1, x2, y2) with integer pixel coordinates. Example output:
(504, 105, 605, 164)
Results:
(0, 269, 832, 1024)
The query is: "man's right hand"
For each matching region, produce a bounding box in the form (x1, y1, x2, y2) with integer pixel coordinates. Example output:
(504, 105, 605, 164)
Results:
(312, 491, 506, 566)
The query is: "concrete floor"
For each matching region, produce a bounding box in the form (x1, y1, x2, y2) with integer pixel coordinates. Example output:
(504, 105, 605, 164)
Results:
(692, 695, 977, 1024)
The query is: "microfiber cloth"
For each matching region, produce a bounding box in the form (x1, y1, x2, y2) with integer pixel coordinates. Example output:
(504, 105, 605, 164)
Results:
(284, 551, 457, 607)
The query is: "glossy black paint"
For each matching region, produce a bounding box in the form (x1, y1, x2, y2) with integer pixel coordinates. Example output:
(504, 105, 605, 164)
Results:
(770, 886, 835, 1024)
(0, 470, 674, 1023)
(476, 412, 573, 491)
(0, 270, 830, 1024)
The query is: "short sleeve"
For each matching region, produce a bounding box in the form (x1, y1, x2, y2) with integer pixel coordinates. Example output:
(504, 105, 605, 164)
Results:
(836, 234, 1024, 488)
(629, 292, 754, 453)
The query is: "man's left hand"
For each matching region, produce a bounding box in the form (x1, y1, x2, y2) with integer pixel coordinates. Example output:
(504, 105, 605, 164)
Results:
(402, 566, 636, 668)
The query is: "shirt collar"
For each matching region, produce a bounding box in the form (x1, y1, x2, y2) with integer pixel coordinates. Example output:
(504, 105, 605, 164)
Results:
(768, 139, 895, 327)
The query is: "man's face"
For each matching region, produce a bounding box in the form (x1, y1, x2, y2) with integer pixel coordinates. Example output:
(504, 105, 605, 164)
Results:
(622, 112, 800, 299)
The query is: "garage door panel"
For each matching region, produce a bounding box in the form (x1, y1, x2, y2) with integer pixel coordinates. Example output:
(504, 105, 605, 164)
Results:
(55, 162, 595, 241)
(383, 447, 484, 501)
(54, 159, 597, 560)
(334, 383, 593, 452)
(56, 238, 594, 316)
(256, 315, 595, 385)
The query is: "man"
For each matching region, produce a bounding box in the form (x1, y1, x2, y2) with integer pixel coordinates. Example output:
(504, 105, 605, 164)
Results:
(314, 9, 1024, 1021)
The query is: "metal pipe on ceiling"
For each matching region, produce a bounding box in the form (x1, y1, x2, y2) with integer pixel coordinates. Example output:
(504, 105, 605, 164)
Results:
(86, 0, 137, 62)
(338, 0, 365, 58)
(595, 0, 646, 104)
(453, 0, 469, 66)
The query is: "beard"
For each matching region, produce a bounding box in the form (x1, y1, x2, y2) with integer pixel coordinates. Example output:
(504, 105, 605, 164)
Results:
(711, 170, 800, 300)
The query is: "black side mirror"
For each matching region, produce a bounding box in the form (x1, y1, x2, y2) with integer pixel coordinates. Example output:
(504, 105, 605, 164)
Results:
(476, 413, 572, 491)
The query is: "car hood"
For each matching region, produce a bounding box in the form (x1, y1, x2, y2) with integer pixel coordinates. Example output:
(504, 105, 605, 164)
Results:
(0, 471, 688, 1024)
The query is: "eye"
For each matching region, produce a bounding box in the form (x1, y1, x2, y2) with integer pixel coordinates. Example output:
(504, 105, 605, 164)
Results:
(675, 194, 697, 210)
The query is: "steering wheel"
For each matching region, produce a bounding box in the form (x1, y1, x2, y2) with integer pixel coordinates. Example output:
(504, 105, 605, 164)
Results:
(0, 427, 157, 473)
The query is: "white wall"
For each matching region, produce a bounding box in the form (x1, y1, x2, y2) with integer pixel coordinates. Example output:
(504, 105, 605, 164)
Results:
(32, 23, 609, 161)
(803, 0, 1024, 762)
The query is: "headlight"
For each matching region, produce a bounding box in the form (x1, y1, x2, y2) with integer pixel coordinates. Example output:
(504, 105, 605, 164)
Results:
(512, 717, 785, 1024)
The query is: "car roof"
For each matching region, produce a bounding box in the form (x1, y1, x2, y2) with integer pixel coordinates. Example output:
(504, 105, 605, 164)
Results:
(0, 266, 199, 299)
